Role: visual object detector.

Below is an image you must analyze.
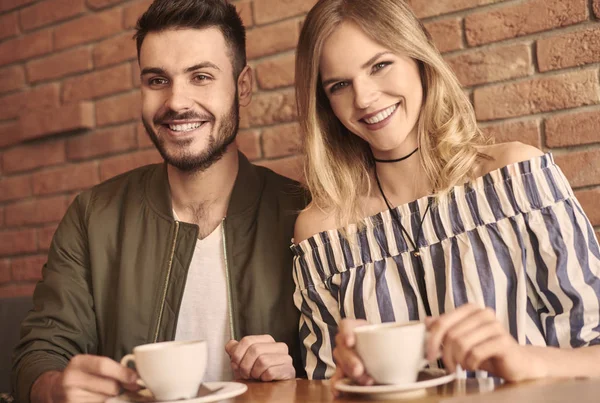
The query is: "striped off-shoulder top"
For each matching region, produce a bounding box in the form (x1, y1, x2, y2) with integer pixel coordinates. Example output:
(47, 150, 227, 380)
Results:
(291, 153, 600, 380)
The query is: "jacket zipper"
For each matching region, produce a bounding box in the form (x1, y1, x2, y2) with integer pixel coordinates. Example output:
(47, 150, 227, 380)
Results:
(222, 217, 236, 340)
(153, 220, 180, 342)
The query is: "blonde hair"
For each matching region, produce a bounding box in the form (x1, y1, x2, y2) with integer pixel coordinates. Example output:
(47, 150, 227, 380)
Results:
(295, 0, 489, 227)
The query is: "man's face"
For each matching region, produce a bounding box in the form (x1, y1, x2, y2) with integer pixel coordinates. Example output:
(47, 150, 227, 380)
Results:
(139, 28, 240, 172)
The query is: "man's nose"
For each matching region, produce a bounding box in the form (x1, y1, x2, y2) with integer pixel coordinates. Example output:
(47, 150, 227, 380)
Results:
(165, 81, 194, 112)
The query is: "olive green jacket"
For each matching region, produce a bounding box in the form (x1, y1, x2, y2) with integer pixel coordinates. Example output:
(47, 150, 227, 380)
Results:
(12, 153, 307, 402)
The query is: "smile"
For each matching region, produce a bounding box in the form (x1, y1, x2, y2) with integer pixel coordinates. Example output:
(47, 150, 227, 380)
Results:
(168, 122, 203, 132)
(362, 103, 400, 125)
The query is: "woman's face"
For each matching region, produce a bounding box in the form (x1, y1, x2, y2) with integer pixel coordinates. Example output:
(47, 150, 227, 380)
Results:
(319, 21, 423, 159)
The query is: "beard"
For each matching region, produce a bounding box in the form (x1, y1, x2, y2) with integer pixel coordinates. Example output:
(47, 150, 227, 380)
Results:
(143, 98, 239, 173)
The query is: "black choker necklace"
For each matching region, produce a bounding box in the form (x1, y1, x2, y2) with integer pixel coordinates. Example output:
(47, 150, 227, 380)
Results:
(373, 147, 419, 163)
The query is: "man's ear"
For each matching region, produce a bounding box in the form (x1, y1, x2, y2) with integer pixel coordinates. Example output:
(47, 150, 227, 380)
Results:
(237, 65, 253, 107)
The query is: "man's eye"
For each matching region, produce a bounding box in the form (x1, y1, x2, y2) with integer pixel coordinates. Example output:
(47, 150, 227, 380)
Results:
(330, 81, 349, 93)
(193, 74, 211, 82)
(149, 78, 168, 86)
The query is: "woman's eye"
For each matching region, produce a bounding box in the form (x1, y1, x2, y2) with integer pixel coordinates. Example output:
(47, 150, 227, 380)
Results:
(330, 81, 349, 93)
(373, 61, 391, 73)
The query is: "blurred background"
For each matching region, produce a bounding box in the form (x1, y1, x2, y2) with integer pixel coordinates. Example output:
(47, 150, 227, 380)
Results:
(0, 0, 598, 299)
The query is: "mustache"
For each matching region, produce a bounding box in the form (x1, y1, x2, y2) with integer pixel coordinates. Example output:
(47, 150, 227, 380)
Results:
(154, 109, 214, 124)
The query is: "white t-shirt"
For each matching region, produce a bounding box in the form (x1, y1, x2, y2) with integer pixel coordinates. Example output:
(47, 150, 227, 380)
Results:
(173, 215, 233, 382)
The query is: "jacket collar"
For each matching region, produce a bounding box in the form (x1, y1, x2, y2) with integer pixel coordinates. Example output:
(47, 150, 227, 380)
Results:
(145, 151, 263, 221)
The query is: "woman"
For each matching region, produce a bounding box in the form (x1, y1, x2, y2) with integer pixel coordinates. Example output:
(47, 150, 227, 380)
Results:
(291, 0, 600, 389)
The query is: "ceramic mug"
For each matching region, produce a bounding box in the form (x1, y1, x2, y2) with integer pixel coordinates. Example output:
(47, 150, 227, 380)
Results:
(120, 340, 207, 401)
(354, 321, 428, 384)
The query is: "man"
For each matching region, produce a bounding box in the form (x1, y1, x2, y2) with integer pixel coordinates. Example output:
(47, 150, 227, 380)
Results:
(11, 1, 306, 401)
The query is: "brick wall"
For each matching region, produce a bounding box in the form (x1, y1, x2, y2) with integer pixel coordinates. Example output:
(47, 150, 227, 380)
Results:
(0, 0, 598, 298)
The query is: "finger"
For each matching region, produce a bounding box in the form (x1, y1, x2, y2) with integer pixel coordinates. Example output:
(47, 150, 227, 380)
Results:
(61, 369, 121, 397)
(337, 319, 368, 348)
(70, 355, 138, 385)
(225, 340, 239, 356)
(332, 345, 365, 382)
(330, 366, 345, 398)
(447, 321, 505, 371)
(465, 335, 512, 372)
(249, 353, 293, 380)
(239, 342, 288, 379)
(63, 388, 113, 403)
(230, 335, 276, 365)
(427, 304, 481, 360)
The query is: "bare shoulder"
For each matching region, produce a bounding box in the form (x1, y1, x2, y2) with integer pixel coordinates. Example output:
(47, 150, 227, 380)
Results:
(294, 202, 338, 245)
(477, 141, 545, 176)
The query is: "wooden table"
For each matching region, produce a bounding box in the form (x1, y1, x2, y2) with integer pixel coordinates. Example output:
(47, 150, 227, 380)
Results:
(223, 377, 600, 402)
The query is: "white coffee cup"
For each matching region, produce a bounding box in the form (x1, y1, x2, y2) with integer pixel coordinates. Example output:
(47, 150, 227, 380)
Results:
(120, 340, 207, 401)
(354, 321, 428, 385)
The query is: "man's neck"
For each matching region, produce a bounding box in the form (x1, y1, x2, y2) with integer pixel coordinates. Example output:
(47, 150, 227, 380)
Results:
(168, 146, 239, 239)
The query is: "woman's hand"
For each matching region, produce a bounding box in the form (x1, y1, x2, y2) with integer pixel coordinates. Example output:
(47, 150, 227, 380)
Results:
(426, 304, 547, 382)
(330, 319, 372, 396)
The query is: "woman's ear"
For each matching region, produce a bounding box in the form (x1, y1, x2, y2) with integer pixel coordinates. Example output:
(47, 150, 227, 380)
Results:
(237, 65, 253, 107)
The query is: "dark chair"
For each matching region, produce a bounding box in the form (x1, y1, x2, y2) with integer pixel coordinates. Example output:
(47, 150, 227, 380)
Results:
(0, 296, 33, 397)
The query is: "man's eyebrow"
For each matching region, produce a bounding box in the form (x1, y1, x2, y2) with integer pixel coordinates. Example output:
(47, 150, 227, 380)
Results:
(321, 51, 393, 88)
(140, 62, 221, 76)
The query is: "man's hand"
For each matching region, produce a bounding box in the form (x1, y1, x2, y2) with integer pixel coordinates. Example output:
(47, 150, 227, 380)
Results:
(329, 319, 371, 397)
(426, 304, 547, 382)
(225, 335, 295, 382)
(31, 354, 139, 403)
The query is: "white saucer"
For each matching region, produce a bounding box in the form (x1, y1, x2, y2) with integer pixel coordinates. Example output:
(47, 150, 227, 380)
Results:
(334, 369, 456, 399)
(106, 381, 248, 403)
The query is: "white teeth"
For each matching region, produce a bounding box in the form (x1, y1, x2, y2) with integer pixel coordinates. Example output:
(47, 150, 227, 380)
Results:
(168, 122, 202, 132)
(364, 103, 398, 124)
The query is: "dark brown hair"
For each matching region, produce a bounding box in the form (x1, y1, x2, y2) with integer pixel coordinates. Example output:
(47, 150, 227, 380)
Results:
(134, 0, 247, 78)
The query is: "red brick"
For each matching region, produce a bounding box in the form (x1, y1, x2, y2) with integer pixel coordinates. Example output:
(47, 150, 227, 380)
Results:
(96, 91, 141, 126)
(256, 53, 295, 90)
(67, 124, 137, 160)
(62, 64, 133, 102)
(0, 284, 36, 298)
(546, 109, 600, 148)
(474, 69, 600, 121)
(0, 83, 60, 121)
(136, 122, 153, 148)
(425, 18, 463, 53)
(0, 30, 53, 67)
(246, 19, 300, 60)
(554, 149, 600, 188)
(123, 0, 152, 29)
(20, 0, 86, 31)
(538, 27, 600, 72)
(26, 47, 92, 83)
(0, 0, 36, 13)
(480, 119, 541, 148)
(37, 224, 58, 251)
(0, 260, 10, 284)
(99, 149, 162, 181)
(0, 174, 32, 202)
(0, 12, 19, 40)
(3, 140, 66, 174)
(236, 129, 261, 160)
(11, 255, 46, 281)
(576, 189, 600, 226)
(32, 162, 99, 196)
(132, 60, 141, 87)
(262, 122, 302, 158)
(595, 0, 600, 18)
(87, 0, 127, 9)
(0, 121, 20, 149)
(446, 43, 532, 87)
(235, 0, 253, 28)
(465, 0, 588, 46)
(406, 0, 504, 19)
(254, 0, 316, 24)
(5, 196, 68, 227)
(240, 88, 297, 128)
(20, 102, 94, 142)
(0, 65, 26, 95)
(93, 31, 137, 68)
(0, 229, 37, 256)
(0, 207, 4, 227)
(54, 8, 122, 50)
(256, 155, 303, 182)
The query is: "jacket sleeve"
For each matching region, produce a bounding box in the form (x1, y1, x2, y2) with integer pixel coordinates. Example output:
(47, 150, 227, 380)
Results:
(11, 192, 99, 403)
(291, 252, 339, 380)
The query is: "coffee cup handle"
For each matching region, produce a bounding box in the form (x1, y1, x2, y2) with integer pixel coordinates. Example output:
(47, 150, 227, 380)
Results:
(120, 354, 147, 388)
